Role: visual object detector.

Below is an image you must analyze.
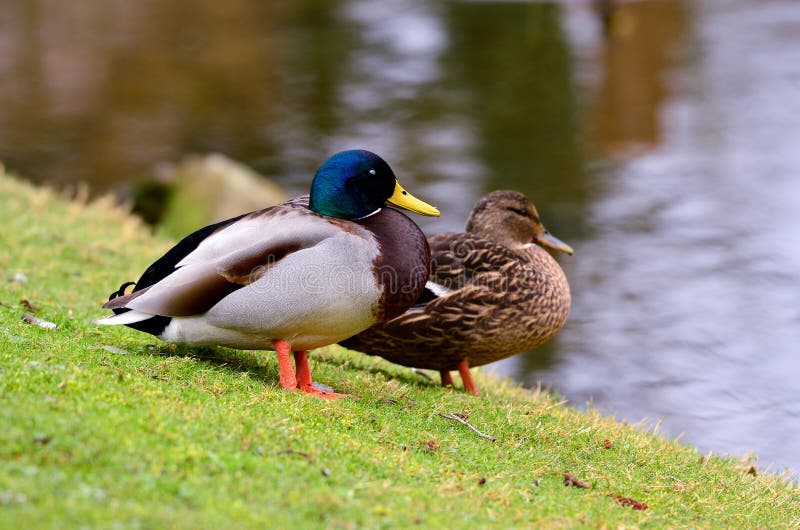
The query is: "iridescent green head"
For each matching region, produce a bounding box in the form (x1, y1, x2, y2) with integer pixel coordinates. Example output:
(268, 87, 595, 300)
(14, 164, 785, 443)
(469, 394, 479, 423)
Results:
(309, 150, 440, 220)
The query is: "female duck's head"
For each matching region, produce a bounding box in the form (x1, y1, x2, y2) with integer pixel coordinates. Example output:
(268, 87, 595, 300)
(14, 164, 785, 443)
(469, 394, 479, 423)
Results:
(466, 190, 573, 254)
(309, 150, 440, 220)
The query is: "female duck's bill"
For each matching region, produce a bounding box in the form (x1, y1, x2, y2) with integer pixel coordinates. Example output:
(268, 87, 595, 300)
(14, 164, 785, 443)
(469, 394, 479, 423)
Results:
(98, 149, 440, 399)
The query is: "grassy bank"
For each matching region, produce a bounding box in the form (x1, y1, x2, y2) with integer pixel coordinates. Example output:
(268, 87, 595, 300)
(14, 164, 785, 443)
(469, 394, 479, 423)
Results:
(1, 169, 798, 529)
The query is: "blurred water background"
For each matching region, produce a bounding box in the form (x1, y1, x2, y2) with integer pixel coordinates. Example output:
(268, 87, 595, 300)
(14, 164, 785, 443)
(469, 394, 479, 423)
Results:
(2, 0, 799, 475)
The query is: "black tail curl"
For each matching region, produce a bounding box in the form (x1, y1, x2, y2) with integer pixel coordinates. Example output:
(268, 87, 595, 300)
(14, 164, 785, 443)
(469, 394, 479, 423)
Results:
(108, 281, 137, 302)
(108, 281, 136, 315)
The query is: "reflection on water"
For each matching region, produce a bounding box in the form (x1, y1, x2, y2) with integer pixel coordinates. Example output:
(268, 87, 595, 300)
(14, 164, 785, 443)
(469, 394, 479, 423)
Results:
(494, 0, 800, 476)
(2, 0, 799, 475)
(588, 0, 685, 152)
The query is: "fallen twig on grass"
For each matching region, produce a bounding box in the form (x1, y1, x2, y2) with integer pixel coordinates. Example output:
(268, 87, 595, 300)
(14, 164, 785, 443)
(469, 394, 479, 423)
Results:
(412, 369, 433, 381)
(438, 412, 496, 442)
(277, 449, 313, 462)
(21, 313, 57, 330)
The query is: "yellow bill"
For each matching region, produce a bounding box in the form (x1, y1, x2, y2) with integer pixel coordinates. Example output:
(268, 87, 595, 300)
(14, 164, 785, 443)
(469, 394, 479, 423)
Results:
(387, 181, 440, 217)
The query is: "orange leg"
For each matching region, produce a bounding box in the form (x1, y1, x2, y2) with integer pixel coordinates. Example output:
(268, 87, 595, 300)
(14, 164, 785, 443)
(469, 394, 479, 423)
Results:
(293, 349, 349, 399)
(440, 370, 454, 387)
(273, 339, 297, 390)
(294, 350, 312, 389)
(457, 359, 479, 396)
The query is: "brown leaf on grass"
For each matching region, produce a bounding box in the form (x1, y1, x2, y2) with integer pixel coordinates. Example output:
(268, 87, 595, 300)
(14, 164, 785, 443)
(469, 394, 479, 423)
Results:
(422, 440, 440, 453)
(20, 299, 40, 313)
(608, 493, 648, 510)
(563, 472, 591, 488)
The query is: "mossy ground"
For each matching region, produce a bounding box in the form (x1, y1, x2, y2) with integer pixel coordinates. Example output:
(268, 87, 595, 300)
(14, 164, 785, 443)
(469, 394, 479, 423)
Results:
(1, 170, 798, 529)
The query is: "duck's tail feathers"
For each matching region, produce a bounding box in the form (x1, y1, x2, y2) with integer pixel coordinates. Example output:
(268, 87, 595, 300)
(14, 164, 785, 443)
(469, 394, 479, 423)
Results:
(95, 310, 154, 326)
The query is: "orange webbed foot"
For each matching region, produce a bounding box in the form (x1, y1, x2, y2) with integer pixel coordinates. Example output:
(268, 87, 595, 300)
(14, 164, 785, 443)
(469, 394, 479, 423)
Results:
(293, 349, 349, 398)
(298, 384, 350, 399)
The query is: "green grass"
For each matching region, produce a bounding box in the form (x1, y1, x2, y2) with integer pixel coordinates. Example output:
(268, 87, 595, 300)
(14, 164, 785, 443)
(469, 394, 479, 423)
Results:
(1, 169, 798, 529)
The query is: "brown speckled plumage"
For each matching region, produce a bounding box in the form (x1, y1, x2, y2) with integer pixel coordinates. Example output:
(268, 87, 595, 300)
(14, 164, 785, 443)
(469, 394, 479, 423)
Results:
(341, 190, 572, 394)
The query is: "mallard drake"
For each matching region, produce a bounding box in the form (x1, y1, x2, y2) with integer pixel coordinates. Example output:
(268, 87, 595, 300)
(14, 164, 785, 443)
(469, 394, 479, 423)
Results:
(341, 190, 572, 395)
(98, 150, 440, 398)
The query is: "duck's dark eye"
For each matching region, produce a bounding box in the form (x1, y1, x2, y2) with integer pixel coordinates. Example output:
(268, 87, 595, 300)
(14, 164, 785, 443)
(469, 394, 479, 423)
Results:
(506, 206, 530, 217)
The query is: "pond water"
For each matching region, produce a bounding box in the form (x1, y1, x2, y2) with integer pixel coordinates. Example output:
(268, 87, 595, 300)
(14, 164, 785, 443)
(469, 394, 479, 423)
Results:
(2, 0, 799, 475)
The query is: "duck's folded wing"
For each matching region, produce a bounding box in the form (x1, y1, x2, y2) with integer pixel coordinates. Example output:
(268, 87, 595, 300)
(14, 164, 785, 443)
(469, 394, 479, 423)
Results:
(368, 282, 505, 350)
(104, 205, 334, 318)
(103, 242, 302, 316)
(129, 195, 311, 291)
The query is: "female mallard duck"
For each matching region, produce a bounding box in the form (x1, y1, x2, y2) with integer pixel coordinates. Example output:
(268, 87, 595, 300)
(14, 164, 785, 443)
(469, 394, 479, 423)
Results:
(98, 150, 440, 398)
(341, 190, 572, 396)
